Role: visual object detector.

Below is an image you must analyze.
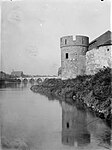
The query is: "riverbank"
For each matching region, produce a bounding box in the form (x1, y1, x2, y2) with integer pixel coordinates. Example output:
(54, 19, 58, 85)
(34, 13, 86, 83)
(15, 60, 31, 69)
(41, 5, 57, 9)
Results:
(31, 67, 112, 127)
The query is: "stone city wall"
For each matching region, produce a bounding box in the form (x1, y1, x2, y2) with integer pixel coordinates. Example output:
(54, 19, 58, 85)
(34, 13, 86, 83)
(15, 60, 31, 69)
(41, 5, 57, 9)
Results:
(86, 45, 112, 75)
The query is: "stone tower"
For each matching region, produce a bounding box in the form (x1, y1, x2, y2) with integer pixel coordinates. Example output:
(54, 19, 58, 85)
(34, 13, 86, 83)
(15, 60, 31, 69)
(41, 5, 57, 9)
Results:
(60, 35, 89, 79)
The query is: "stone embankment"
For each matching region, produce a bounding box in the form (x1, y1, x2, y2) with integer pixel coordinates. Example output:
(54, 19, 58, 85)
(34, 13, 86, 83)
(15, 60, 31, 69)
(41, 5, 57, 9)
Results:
(31, 67, 112, 127)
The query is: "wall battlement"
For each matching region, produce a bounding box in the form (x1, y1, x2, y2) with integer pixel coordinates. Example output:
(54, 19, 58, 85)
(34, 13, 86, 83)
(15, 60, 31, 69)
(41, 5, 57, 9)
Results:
(60, 35, 89, 48)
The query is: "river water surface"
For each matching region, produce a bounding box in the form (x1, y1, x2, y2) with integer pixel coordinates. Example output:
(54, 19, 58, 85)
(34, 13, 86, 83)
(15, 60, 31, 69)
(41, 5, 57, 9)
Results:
(0, 83, 111, 150)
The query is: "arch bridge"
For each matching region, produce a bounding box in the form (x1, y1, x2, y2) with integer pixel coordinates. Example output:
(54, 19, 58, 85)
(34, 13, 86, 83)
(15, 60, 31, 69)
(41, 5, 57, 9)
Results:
(16, 76, 59, 83)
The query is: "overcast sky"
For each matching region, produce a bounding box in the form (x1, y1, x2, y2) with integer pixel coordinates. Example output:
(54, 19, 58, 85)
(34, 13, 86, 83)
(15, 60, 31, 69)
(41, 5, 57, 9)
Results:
(0, 0, 111, 75)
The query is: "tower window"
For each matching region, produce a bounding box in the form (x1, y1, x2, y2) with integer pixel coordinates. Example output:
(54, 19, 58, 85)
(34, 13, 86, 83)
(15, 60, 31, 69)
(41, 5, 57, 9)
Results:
(66, 53, 68, 59)
(66, 122, 69, 128)
(65, 39, 67, 44)
(107, 49, 109, 51)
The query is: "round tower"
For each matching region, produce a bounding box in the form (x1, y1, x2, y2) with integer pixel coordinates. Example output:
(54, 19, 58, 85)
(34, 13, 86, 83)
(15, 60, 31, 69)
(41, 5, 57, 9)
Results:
(60, 35, 89, 79)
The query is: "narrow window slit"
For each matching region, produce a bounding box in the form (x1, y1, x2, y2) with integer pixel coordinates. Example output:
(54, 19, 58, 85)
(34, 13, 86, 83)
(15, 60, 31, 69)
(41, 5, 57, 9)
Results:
(67, 122, 69, 128)
(66, 53, 68, 59)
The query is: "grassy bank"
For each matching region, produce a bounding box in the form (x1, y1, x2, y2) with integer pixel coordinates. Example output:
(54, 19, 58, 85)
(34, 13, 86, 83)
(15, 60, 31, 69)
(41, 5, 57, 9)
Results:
(31, 67, 112, 127)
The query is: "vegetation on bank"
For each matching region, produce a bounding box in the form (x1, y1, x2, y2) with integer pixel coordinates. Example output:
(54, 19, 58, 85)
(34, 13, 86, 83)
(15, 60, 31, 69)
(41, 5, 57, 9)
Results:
(31, 67, 112, 126)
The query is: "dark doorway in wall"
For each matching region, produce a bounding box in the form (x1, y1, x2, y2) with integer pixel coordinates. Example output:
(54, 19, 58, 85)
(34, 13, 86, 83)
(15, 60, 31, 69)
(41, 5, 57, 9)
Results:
(66, 53, 68, 59)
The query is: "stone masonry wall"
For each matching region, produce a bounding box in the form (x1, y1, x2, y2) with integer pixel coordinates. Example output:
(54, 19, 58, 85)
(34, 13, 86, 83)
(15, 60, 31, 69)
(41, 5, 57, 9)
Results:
(86, 45, 112, 75)
(61, 46, 87, 79)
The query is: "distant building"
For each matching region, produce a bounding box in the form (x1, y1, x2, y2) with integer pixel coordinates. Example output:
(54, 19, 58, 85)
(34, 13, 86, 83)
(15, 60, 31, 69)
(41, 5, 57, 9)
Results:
(0, 71, 6, 79)
(11, 71, 23, 77)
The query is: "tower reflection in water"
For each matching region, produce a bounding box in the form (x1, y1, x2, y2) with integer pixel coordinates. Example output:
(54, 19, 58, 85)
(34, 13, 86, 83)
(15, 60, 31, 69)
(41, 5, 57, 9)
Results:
(61, 101, 90, 147)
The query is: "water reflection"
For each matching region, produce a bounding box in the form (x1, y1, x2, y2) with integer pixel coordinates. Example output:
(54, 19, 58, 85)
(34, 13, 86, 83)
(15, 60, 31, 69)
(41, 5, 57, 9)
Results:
(0, 82, 20, 88)
(60, 100, 111, 149)
(0, 84, 111, 150)
(61, 101, 90, 147)
(0, 82, 34, 89)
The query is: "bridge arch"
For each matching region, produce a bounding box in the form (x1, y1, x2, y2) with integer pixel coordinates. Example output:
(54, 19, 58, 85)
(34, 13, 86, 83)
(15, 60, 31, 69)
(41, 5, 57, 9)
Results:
(17, 79, 21, 83)
(36, 78, 42, 84)
(22, 78, 28, 83)
(29, 78, 35, 83)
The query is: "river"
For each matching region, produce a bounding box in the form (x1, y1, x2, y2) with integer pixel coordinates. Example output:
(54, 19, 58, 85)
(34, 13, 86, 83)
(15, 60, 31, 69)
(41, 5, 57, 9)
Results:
(0, 82, 111, 150)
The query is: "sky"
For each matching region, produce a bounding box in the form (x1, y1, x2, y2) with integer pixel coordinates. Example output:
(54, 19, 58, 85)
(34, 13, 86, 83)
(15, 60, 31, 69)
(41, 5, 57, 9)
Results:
(0, 0, 111, 75)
